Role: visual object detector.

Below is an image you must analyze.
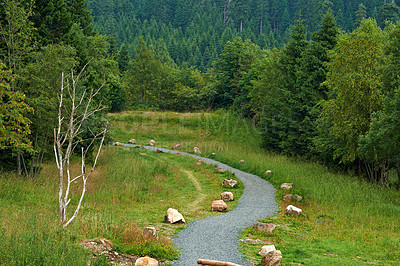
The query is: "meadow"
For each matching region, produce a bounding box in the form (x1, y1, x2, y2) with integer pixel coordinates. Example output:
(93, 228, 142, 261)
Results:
(0, 110, 399, 265)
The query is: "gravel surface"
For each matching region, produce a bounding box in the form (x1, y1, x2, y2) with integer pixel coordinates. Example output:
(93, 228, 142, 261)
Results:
(123, 144, 278, 265)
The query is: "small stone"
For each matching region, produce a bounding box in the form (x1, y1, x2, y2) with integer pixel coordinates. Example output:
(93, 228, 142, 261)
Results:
(194, 147, 201, 154)
(285, 205, 302, 216)
(262, 250, 282, 266)
(156, 149, 163, 153)
(140, 153, 147, 156)
(283, 194, 302, 202)
(148, 140, 156, 146)
(134, 256, 159, 266)
(172, 144, 181, 149)
(222, 179, 238, 188)
(211, 200, 228, 212)
(221, 192, 234, 201)
(115, 142, 123, 146)
(164, 208, 185, 224)
(280, 183, 293, 190)
(196, 160, 202, 165)
(128, 139, 136, 144)
(239, 160, 245, 163)
(142, 227, 157, 237)
(215, 167, 226, 173)
(253, 222, 276, 233)
(265, 170, 272, 175)
(211, 153, 216, 156)
(259, 245, 276, 256)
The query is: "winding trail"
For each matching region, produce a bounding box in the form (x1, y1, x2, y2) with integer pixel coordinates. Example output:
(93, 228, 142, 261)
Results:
(124, 144, 278, 265)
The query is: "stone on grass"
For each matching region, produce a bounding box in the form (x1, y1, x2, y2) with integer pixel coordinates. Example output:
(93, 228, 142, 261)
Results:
(280, 183, 293, 190)
(258, 245, 276, 256)
(239, 160, 245, 163)
(221, 192, 234, 201)
(283, 194, 302, 202)
(156, 149, 163, 153)
(285, 205, 302, 216)
(215, 167, 226, 173)
(164, 208, 185, 224)
(253, 222, 276, 233)
(196, 160, 202, 165)
(128, 139, 136, 144)
(265, 170, 272, 175)
(211, 200, 228, 212)
(172, 144, 181, 150)
(148, 140, 156, 146)
(81, 238, 114, 254)
(115, 142, 123, 146)
(142, 227, 157, 237)
(134, 256, 159, 266)
(140, 153, 147, 156)
(262, 250, 282, 266)
(222, 179, 238, 188)
(211, 153, 216, 156)
(194, 147, 201, 154)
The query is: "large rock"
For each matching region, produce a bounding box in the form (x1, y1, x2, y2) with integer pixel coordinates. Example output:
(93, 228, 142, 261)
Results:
(194, 147, 201, 154)
(262, 250, 282, 266)
(258, 245, 276, 256)
(285, 205, 302, 216)
(135, 256, 159, 266)
(215, 167, 226, 173)
(222, 179, 238, 188)
(115, 142, 123, 146)
(283, 194, 302, 202)
(253, 222, 276, 233)
(128, 139, 136, 144)
(280, 183, 293, 190)
(221, 192, 234, 201)
(142, 227, 157, 237)
(211, 200, 228, 212)
(148, 140, 156, 146)
(164, 208, 185, 224)
(172, 144, 181, 150)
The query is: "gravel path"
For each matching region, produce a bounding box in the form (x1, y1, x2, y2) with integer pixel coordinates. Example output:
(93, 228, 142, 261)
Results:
(123, 144, 278, 265)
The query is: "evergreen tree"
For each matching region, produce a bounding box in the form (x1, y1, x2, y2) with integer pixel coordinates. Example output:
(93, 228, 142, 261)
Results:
(66, 0, 95, 36)
(117, 43, 130, 73)
(355, 3, 367, 27)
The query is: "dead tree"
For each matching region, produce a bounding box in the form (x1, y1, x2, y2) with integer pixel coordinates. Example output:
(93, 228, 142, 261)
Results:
(54, 66, 107, 228)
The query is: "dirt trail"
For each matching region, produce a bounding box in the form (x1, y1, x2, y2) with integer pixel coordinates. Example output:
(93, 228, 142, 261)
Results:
(183, 170, 206, 211)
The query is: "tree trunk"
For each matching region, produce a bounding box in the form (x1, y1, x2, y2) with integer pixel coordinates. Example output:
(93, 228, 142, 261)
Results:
(240, 20, 243, 32)
(397, 162, 400, 187)
(260, 19, 263, 35)
(17, 149, 21, 176)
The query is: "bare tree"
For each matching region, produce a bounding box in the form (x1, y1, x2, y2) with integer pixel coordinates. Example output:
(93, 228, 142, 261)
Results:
(54, 66, 107, 228)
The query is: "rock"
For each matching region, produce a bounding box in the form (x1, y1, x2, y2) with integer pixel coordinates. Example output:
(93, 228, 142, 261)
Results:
(81, 238, 114, 254)
(135, 145, 144, 148)
(164, 208, 185, 224)
(280, 183, 293, 190)
(115, 142, 123, 146)
(215, 167, 226, 173)
(265, 170, 272, 175)
(285, 205, 302, 216)
(211, 200, 228, 212)
(156, 149, 163, 153)
(262, 250, 282, 266)
(194, 147, 201, 154)
(253, 222, 276, 233)
(148, 140, 156, 146)
(258, 245, 276, 256)
(134, 256, 159, 266)
(239, 160, 245, 163)
(140, 153, 147, 156)
(221, 192, 234, 201)
(283, 194, 302, 202)
(222, 179, 238, 188)
(211, 153, 216, 156)
(196, 160, 202, 165)
(128, 139, 136, 144)
(142, 227, 157, 237)
(172, 144, 181, 149)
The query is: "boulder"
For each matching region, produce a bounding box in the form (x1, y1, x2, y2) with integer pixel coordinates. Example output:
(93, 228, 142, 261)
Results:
(148, 140, 156, 146)
(134, 256, 159, 266)
(215, 167, 226, 173)
(280, 183, 293, 190)
(115, 142, 123, 146)
(222, 179, 238, 188)
(239, 160, 245, 163)
(142, 227, 157, 237)
(172, 144, 181, 150)
(164, 208, 185, 224)
(258, 245, 276, 256)
(194, 147, 201, 154)
(283, 194, 302, 202)
(128, 139, 136, 144)
(196, 160, 202, 165)
(262, 250, 282, 266)
(285, 205, 302, 216)
(265, 170, 272, 175)
(211, 200, 228, 212)
(81, 238, 114, 254)
(221, 192, 234, 201)
(253, 222, 276, 233)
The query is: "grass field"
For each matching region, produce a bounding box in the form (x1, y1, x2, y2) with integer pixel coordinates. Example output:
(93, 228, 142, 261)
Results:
(1, 110, 400, 265)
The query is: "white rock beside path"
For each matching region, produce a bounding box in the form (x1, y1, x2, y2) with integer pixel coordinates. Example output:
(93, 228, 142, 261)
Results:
(164, 208, 185, 224)
(221, 192, 234, 201)
(194, 147, 201, 153)
(211, 200, 228, 212)
(148, 140, 156, 146)
(222, 179, 238, 188)
(135, 256, 159, 266)
(258, 245, 276, 256)
(285, 205, 302, 216)
(280, 183, 293, 190)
